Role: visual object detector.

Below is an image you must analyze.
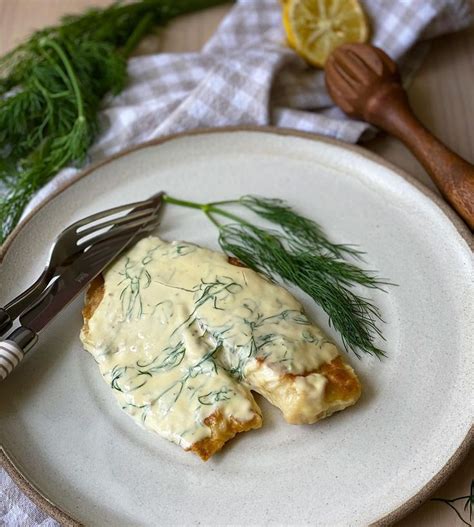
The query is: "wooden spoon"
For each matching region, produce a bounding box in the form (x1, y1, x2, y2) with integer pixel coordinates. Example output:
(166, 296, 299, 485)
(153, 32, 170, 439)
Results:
(325, 43, 474, 231)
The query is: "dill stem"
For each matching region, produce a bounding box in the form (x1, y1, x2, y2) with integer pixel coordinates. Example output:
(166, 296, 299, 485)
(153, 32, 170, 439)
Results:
(122, 12, 155, 57)
(432, 496, 472, 503)
(163, 194, 253, 228)
(162, 195, 206, 210)
(38, 47, 72, 90)
(204, 211, 221, 228)
(40, 38, 85, 119)
(208, 199, 240, 206)
(208, 207, 255, 228)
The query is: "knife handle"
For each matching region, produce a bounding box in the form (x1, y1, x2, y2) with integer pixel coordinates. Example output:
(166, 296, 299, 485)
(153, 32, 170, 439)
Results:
(0, 341, 24, 381)
(0, 327, 37, 381)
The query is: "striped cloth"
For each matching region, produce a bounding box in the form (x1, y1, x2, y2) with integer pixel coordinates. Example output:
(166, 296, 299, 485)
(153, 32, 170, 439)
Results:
(2, 0, 473, 525)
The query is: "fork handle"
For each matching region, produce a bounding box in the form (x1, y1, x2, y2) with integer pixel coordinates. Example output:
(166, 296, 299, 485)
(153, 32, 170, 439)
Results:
(0, 327, 37, 381)
(363, 82, 474, 230)
(0, 308, 12, 335)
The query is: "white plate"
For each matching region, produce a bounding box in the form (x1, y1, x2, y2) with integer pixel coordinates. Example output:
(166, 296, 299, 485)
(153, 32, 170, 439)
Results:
(0, 128, 472, 527)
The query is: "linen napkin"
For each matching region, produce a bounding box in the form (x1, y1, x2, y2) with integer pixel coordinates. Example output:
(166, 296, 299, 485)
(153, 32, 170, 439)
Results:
(2, 0, 473, 525)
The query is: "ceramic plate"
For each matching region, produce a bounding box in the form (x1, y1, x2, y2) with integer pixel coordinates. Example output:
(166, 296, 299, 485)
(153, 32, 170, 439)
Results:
(1, 129, 472, 527)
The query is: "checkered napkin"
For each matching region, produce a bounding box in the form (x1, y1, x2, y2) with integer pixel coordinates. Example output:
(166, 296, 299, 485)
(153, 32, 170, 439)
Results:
(23, 0, 474, 215)
(2, 1, 473, 525)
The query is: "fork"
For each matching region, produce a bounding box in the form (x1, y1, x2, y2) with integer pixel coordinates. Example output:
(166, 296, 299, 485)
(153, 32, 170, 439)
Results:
(0, 191, 163, 335)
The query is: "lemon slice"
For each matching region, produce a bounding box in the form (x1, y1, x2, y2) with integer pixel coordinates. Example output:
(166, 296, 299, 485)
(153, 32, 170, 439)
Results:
(282, 0, 369, 67)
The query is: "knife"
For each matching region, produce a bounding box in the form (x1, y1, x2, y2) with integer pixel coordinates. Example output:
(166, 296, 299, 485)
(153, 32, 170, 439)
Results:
(0, 197, 163, 382)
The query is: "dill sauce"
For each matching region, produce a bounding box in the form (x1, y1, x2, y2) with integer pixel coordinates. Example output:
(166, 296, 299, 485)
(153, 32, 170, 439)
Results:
(80, 237, 339, 449)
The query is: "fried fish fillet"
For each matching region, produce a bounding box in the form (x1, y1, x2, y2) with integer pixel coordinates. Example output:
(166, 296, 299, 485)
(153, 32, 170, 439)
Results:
(81, 237, 361, 460)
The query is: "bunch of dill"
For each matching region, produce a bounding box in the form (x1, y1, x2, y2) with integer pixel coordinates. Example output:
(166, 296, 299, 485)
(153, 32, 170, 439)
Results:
(0, 0, 228, 242)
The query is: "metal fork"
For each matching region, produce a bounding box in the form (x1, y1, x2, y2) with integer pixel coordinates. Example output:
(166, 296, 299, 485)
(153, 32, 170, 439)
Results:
(0, 191, 163, 335)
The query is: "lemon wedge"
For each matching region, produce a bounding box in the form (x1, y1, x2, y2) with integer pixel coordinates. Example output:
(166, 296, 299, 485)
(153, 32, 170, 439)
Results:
(282, 0, 370, 67)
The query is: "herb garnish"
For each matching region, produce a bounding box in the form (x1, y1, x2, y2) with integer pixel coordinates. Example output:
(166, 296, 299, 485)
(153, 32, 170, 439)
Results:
(163, 194, 389, 358)
(0, 0, 229, 242)
(432, 480, 474, 527)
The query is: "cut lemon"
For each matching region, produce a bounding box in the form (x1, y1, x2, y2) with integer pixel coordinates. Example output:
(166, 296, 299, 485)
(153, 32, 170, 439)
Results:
(282, 0, 370, 68)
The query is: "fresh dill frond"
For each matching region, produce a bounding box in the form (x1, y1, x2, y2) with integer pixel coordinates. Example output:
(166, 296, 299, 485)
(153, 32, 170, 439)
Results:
(432, 480, 474, 527)
(0, 0, 230, 242)
(240, 195, 363, 260)
(219, 224, 386, 358)
(163, 194, 390, 359)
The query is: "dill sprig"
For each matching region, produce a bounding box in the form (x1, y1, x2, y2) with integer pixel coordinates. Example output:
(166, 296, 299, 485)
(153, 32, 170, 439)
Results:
(163, 194, 390, 358)
(432, 480, 474, 527)
(0, 0, 229, 242)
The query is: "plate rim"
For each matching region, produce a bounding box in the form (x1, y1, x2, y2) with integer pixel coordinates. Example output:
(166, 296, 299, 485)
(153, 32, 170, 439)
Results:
(1, 125, 472, 527)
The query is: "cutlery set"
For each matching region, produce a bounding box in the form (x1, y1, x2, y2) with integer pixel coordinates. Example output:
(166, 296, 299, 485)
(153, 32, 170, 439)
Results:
(0, 191, 163, 381)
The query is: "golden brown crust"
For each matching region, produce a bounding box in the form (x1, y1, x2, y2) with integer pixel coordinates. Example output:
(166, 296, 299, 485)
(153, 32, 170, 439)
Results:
(188, 410, 262, 461)
(283, 356, 361, 404)
(250, 354, 361, 425)
(227, 256, 247, 267)
(319, 356, 361, 404)
(82, 275, 104, 334)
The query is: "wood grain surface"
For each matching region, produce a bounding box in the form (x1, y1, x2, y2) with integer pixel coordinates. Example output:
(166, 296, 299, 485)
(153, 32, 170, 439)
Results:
(0, 1, 472, 526)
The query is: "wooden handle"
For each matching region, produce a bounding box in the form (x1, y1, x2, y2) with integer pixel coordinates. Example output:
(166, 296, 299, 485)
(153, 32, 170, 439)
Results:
(325, 44, 474, 230)
(363, 83, 474, 230)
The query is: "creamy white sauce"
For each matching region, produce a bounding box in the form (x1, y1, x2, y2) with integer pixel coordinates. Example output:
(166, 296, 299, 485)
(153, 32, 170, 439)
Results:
(81, 237, 341, 449)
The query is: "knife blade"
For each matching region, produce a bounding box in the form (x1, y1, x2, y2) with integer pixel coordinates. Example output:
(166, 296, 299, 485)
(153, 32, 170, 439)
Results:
(0, 195, 162, 382)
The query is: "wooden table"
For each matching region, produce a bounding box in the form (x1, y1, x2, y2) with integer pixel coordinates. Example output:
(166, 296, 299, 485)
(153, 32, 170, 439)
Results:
(0, 1, 472, 525)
